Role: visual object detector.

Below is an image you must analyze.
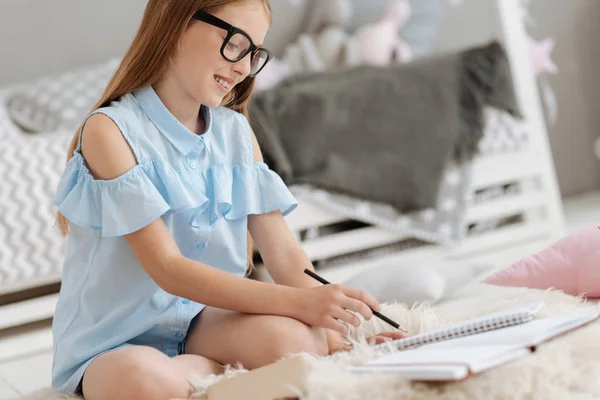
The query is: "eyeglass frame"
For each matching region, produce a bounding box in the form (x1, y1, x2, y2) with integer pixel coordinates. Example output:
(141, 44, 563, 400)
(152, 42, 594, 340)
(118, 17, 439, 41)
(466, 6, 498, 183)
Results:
(192, 9, 273, 77)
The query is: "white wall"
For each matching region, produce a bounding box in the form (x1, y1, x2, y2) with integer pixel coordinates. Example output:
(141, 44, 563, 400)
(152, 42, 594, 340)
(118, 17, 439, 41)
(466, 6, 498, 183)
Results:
(0, 0, 147, 86)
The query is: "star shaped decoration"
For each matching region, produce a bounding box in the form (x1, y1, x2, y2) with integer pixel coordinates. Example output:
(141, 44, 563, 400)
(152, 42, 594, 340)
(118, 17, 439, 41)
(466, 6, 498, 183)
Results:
(529, 36, 558, 76)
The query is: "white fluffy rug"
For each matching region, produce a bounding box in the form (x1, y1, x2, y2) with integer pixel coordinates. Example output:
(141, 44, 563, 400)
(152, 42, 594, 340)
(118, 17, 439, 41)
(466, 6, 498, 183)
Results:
(19, 284, 600, 400)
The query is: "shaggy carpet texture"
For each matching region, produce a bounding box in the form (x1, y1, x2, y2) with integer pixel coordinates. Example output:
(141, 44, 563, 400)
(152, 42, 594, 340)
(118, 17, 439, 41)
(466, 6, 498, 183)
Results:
(19, 284, 600, 400)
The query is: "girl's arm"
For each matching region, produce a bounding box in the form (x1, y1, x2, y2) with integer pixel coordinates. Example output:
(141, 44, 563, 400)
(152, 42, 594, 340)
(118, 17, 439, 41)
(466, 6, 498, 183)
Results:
(247, 128, 373, 315)
(246, 129, 407, 350)
(245, 133, 336, 288)
(246, 128, 324, 288)
(81, 114, 379, 333)
(81, 114, 296, 315)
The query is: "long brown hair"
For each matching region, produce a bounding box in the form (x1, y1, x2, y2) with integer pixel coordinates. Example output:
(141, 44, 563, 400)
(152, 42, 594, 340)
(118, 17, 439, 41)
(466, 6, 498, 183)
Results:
(57, 0, 272, 274)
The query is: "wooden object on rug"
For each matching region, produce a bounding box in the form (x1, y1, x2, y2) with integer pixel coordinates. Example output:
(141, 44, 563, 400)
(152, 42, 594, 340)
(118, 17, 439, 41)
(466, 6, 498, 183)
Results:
(207, 355, 311, 400)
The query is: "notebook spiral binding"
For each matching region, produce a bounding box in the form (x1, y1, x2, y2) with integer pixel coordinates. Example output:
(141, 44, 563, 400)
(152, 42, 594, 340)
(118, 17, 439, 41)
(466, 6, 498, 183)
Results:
(380, 310, 537, 352)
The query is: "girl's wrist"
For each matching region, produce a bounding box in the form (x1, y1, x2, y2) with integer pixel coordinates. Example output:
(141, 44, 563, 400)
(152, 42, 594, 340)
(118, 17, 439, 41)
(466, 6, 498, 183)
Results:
(270, 284, 304, 318)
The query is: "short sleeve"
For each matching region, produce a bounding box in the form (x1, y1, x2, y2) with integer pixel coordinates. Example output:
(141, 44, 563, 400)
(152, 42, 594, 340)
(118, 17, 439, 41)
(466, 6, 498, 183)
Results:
(54, 154, 209, 237)
(55, 104, 297, 236)
(201, 162, 298, 223)
(196, 110, 297, 222)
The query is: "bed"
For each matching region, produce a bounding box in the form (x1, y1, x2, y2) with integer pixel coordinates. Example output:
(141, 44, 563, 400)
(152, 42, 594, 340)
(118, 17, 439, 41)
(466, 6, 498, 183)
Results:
(0, 0, 564, 340)
(252, 0, 565, 284)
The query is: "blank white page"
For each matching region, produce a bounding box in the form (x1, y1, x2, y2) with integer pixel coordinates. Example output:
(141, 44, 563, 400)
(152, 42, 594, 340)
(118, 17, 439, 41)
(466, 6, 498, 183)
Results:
(365, 345, 523, 367)
(422, 312, 599, 350)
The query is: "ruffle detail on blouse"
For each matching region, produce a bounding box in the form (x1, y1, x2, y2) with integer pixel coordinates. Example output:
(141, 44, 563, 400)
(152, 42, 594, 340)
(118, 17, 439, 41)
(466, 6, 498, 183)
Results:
(197, 162, 298, 226)
(54, 154, 297, 241)
(54, 153, 210, 237)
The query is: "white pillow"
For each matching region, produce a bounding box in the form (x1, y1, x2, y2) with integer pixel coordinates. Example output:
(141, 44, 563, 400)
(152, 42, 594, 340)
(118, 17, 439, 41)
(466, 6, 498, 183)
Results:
(342, 259, 491, 306)
(0, 89, 21, 140)
(5, 59, 119, 133)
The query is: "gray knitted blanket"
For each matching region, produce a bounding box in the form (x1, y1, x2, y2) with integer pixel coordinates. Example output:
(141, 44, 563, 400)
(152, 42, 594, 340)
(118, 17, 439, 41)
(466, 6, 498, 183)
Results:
(249, 41, 521, 212)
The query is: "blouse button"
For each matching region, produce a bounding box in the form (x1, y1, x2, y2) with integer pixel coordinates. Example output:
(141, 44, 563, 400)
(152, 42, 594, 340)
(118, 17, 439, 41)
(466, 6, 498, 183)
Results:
(175, 331, 184, 338)
(181, 299, 190, 305)
(189, 161, 198, 170)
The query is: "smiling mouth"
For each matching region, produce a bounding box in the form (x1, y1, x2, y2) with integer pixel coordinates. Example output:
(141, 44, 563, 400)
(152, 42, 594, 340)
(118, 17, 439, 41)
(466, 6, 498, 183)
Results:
(214, 75, 232, 90)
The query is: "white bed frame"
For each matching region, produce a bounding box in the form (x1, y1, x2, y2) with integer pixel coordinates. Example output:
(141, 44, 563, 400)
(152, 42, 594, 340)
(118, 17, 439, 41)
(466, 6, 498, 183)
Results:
(254, 0, 566, 283)
(0, 0, 565, 335)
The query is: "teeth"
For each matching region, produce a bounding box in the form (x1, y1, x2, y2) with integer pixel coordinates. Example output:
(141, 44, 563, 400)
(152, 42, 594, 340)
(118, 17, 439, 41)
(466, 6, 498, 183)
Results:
(215, 77, 230, 89)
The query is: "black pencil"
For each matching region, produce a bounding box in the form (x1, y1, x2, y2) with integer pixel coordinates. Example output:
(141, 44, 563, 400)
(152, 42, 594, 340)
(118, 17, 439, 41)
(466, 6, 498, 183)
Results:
(303, 269, 407, 332)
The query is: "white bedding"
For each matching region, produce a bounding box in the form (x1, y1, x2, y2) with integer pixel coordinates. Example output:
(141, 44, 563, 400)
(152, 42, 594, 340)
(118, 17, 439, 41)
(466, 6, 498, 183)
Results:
(0, 90, 69, 295)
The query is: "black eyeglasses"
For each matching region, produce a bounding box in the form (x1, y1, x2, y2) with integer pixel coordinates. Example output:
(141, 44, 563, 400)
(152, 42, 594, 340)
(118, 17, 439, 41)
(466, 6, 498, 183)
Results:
(193, 9, 273, 77)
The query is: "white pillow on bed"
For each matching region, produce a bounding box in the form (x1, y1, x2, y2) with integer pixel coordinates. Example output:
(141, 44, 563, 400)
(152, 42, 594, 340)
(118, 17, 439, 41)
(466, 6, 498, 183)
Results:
(5, 59, 119, 133)
(342, 259, 491, 306)
(0, 90, 22, 140)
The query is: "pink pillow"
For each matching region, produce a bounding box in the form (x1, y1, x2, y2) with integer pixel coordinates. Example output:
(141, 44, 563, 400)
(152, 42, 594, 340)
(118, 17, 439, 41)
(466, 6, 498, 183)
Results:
(484, 224, 600, 298)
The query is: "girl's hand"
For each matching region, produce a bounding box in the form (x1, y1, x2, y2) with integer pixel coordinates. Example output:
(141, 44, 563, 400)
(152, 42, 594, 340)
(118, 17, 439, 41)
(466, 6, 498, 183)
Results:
(290, 284, 381, 335)
(325, 329, 408, 354)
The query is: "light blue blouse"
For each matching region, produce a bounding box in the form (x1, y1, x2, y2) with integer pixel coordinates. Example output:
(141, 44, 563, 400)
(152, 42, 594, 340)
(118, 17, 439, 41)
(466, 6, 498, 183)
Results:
(51, 86, 297, 393)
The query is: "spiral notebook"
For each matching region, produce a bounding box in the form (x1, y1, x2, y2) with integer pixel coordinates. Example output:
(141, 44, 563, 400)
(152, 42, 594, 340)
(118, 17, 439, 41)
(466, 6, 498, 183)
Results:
(378, 300, 547, 352)
(206, 302, 599, 399)
(351, 302, 599, 381)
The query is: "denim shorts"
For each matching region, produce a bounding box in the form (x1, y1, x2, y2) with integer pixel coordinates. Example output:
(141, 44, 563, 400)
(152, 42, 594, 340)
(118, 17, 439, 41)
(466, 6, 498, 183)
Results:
(74, 312, 201, 397)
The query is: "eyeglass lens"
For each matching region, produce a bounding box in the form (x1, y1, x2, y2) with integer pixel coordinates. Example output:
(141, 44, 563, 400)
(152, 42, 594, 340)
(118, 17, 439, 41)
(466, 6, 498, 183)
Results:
(223, 33, 269, 76)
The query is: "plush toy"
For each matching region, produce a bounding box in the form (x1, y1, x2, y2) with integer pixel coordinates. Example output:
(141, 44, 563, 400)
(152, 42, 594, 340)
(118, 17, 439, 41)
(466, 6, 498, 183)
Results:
(484, 224, 600, 298)
(303, 0, 353, 35)
(290, 0, 413, 70)
(528, 36, 558, 76)
(253, 57, 292, 92)
(527, 35, 559, 125)
(254, 0, 413, 91)
(352, 0, 413, 66)
(282, 0, 355, 73)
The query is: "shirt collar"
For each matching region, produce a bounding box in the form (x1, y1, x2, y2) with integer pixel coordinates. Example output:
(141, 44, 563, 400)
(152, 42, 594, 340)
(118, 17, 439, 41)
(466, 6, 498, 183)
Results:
(133, 85, 212, 155)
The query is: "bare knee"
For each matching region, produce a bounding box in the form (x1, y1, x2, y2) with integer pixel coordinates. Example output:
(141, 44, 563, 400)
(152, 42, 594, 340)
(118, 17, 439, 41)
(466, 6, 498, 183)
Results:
(123, 359, 190, 400)
(267, 320, 329, 362)
(83, 346, 191, 400)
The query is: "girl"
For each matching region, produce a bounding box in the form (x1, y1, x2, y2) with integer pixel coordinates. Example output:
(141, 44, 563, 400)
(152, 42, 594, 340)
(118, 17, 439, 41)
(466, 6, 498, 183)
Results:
(52, 1, 404, 399)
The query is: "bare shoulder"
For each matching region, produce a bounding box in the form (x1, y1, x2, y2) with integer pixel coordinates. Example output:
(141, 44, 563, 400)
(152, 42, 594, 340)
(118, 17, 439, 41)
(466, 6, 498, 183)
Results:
(81, 113, 137, 180)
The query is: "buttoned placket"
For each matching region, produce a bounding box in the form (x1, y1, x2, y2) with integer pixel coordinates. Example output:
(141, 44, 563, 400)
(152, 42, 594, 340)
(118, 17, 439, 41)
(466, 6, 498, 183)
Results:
(185, 135, 213, 252)
(186, 136, 207, 171)
(169, 136, 208, 349)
